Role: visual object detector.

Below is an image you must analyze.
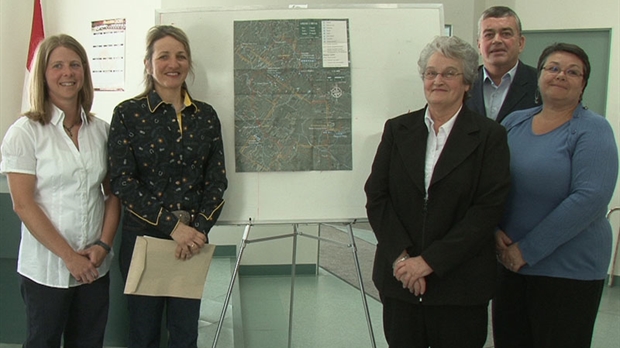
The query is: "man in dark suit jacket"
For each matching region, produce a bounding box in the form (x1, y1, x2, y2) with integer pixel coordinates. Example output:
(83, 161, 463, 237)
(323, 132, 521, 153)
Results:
(466, 6, 540, 123)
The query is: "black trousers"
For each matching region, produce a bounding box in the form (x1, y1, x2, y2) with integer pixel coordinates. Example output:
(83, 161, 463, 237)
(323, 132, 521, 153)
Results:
(125, 295, 201, 348)
(20, 273, 110, 348)
(119, 213, 201, 348)
(381, 295, 489, 348)
(492, 267, 604, 348)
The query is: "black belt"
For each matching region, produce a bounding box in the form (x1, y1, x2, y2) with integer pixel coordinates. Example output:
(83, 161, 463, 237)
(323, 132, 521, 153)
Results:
(172, 210, 194, 225)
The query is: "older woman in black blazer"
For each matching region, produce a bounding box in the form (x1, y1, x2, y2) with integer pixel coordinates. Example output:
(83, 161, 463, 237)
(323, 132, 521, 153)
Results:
(365, 35, 511, 348)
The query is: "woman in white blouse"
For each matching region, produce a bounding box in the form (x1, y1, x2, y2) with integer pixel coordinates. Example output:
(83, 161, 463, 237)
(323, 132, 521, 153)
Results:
(0, 34, 120, 347)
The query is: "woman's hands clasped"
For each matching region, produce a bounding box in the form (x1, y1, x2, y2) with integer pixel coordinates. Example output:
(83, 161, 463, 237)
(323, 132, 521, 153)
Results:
(171, 223, 208, 260)
(393, 251, 433, 296)
(65, 252, 100, 284)
(495, 230, 526, 272)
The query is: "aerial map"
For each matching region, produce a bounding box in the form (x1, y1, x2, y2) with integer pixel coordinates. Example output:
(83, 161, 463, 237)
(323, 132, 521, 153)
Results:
(233, 19, 352, 172)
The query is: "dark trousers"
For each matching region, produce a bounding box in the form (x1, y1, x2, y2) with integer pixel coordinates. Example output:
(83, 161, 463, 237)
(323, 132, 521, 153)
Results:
(492, 267, 604, 348)
(126, 295, 201, 348)
(381, 295, 488, 348)
(20, 273, 110, 348)
(120, 213, 201, 348)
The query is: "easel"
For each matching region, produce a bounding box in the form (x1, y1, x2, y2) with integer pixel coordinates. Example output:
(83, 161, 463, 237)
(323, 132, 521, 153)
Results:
(212, 219, 376, 348)
(607, 207, 620, 287)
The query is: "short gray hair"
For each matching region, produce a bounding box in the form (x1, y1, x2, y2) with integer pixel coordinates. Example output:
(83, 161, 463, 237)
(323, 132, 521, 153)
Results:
(417, 36, 479, 87)
(477, 6, 522, 37)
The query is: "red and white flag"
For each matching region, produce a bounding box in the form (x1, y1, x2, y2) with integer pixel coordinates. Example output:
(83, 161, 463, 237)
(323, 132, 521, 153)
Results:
(21, 0, 45, 113)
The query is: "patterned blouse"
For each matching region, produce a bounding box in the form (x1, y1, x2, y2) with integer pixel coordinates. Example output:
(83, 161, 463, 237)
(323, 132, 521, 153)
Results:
(108, 89, 227, 236)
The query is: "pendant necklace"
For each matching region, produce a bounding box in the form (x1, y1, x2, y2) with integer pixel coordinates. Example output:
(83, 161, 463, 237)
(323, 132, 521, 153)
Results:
(63, 119, 82, 137)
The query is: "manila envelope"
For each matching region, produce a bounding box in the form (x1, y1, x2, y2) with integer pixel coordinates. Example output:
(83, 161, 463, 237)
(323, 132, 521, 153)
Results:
(124, 236, 216, 299)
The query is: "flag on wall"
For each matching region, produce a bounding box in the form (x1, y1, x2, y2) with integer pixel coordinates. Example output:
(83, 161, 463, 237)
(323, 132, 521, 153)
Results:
(21, 0, 45, 113)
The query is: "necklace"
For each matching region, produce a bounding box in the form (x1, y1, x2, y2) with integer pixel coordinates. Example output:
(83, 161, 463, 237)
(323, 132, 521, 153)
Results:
(63, 119, 82, 138)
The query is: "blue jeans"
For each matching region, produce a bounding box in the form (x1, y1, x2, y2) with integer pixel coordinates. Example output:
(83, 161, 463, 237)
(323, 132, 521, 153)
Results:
(120, 212, 201, 348)
(126, 295, 201, 348)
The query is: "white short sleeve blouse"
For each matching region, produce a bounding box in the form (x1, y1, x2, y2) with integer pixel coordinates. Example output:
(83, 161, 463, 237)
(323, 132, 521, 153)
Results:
(0, 104, 112, 288)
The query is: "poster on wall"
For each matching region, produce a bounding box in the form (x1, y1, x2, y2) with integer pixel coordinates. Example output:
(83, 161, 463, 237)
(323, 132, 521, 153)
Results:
(233, 19, 352, 172)
(91, 18, 126, 91)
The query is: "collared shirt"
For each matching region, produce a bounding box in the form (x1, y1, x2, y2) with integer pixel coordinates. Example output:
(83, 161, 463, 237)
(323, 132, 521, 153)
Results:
(0, 104, 112, 288)
(108, 89, 228, 236)
(176, 92, 192, 134)
(423, 106, 459, 194)
(482, 62, 519, 120)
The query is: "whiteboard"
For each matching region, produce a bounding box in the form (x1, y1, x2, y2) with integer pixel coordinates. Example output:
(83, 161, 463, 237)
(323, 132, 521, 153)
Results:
(157, 4, 444, 222)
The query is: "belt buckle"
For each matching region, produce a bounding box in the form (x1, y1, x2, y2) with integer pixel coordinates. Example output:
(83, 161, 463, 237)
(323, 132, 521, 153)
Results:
(172, 210, 191, 225)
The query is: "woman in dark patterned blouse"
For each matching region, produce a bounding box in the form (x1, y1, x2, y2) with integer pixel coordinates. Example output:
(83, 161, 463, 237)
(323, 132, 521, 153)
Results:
(107, 25, 228, 348)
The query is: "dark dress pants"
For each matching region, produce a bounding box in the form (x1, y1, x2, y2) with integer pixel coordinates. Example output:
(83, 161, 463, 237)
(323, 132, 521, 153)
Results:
(492, 266, 604, 348)
(381, 295, 489, 348)
(20, 273, 110, 348)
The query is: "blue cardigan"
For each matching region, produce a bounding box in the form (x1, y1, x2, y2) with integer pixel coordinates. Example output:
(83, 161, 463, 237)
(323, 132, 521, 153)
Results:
(501, 104, 618, 280)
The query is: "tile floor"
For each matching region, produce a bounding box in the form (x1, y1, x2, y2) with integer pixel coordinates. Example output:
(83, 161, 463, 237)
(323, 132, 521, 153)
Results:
(1, 226, 618, 348)
(238, 275, 620, 348)
(238, 269, 385, 348)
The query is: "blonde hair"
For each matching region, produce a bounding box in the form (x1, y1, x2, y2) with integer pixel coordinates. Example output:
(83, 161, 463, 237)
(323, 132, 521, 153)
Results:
(139, 25, 194, 97)
(25, 34, 94, 124)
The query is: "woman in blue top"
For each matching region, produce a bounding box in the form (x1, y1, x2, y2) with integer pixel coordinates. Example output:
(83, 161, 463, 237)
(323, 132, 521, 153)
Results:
(494, 43, 618, 348)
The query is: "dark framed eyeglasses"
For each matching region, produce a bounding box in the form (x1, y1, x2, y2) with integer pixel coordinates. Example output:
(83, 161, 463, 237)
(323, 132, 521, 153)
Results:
(541, 65, 583, 78)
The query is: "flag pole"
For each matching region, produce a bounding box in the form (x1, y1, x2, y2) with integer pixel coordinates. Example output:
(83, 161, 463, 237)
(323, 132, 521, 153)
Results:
(21, 0, 45, 113)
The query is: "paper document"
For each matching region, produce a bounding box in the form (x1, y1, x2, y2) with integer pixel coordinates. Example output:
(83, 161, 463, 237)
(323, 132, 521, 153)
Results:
(124, 236, 215, 299)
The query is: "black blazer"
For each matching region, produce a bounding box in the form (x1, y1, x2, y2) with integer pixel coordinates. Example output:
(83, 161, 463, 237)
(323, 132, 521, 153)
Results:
(466, 60, 539, 123)
(365, 106, 510, 306)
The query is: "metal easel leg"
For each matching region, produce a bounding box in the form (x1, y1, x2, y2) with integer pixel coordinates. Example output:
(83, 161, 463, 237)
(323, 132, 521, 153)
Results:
(345, 222, 377, 348)
(607, 208, 620, 287)
(608, 228, 619, 287)
(287, 224, 299, 348)
(212, 222, 252, 348)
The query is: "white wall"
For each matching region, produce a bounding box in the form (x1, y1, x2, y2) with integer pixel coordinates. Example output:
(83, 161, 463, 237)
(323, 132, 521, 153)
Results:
(160, 0, 478, 43)
(1, 0, 619, 271)
(0, 0, 477, 142)
(42, 0, 162, 121)
(0, 0, 32, 145)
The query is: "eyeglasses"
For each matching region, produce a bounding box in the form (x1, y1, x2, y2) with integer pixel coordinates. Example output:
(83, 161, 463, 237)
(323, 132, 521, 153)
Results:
(541, 65, 583, 78)
(422, 70, 463, 80)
